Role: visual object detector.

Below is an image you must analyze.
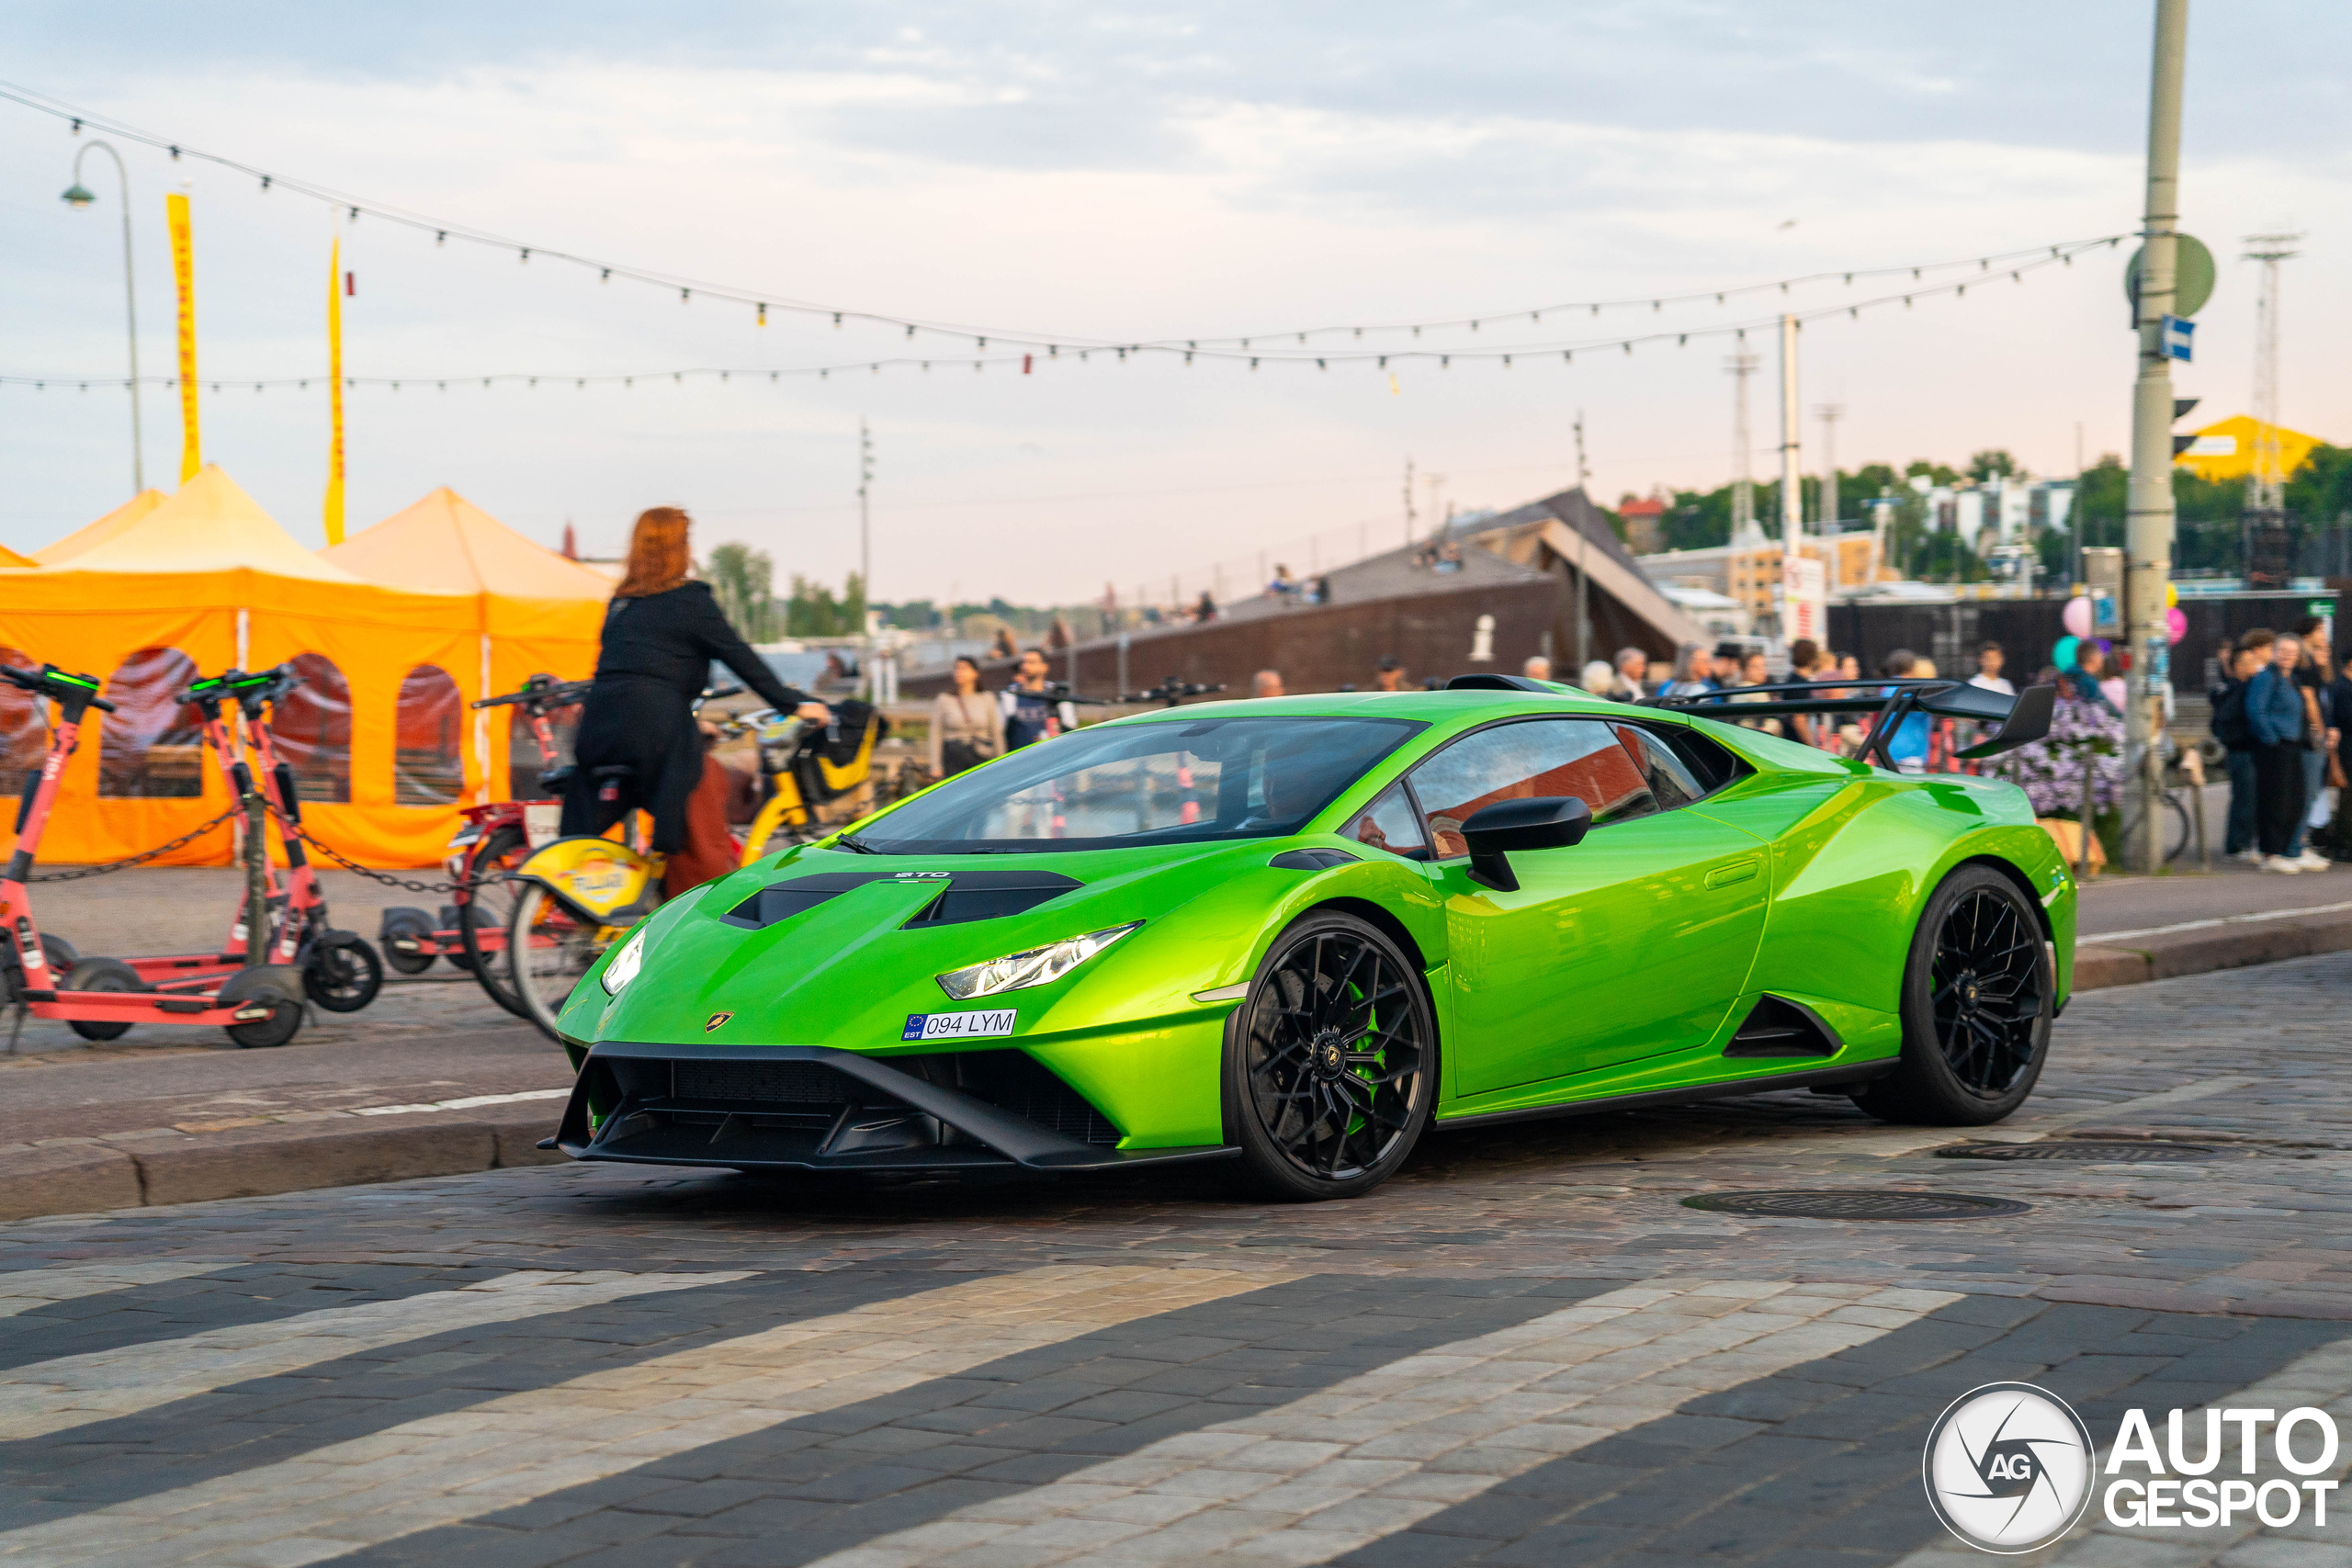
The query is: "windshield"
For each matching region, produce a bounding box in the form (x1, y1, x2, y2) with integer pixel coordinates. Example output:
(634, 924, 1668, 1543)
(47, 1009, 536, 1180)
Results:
(857, 716, 1419, 852)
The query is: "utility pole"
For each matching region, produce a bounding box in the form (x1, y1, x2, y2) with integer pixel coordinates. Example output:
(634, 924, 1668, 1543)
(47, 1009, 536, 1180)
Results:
(1570, 411, 1593, 674)
(1815, 403, 1844, 528)
(2242, 233, 2301, 513)
(1725, 354, 1760, 536)
(2122, 0, 2188, 875)
(857, 418, 875, 693)
(1402, 457, 1417, 547)
(1777, 317, 1802, 549)
(1573, 411, 1592, 493)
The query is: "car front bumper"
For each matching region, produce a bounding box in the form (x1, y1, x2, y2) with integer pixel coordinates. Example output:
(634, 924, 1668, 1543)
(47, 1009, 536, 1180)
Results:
(556, 1040, 1238, 1174)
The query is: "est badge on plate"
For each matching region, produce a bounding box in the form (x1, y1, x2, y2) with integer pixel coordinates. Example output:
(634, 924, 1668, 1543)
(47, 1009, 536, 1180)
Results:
(902, 1010, 1017, 1043)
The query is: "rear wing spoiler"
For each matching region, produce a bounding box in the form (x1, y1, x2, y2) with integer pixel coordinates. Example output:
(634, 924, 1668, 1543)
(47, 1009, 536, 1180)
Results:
(1650, 679, 2057, 771)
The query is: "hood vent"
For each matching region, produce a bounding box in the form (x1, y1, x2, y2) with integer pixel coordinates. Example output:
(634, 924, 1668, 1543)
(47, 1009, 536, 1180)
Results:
(1722, 995, 1842, 1058)
(902, 869, 1083, 929)
(720, 871, 891, 930)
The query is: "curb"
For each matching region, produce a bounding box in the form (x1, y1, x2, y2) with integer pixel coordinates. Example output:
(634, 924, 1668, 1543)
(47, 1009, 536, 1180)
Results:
(3, 915, 2347, 1225)
(0, 1100, 563, 1224)
(2074, 909, 2352, 993)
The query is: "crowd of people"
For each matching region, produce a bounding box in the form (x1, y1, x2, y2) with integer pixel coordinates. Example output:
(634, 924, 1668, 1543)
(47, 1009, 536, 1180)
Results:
(2210, 615, 2345, 874)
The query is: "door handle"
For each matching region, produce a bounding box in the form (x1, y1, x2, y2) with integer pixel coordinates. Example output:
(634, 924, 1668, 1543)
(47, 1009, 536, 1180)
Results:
(1705, 859, 1760, 889)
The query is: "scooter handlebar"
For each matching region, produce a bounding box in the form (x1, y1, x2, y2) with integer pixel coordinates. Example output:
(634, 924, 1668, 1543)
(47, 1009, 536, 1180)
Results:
(3, 663, 115, 712)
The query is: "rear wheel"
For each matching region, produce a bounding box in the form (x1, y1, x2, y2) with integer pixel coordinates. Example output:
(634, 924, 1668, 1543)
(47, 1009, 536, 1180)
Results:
(507, 883, 615, 1043)
(303, 937, 383, 1013)
(1225, 911, 1436, 1201)
(1854, 865, 2052, 1126)
(62, 957, 144, 1042)
(458, 827, 532, 1017)
(219, 967, 303, 1049)
(379, 908, 435, 975)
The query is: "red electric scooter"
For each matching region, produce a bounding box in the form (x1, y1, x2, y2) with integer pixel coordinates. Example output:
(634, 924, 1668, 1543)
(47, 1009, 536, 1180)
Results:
(379, 672, 589, 1017)
(0, 662, 304, 1047)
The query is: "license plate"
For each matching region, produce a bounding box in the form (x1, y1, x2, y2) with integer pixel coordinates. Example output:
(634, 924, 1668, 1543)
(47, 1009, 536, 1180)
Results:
(901, 1010, 1016, 1042)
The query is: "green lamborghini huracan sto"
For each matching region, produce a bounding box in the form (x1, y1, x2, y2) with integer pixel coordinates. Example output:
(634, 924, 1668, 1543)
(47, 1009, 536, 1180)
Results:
(551, 677, 2074, 1201)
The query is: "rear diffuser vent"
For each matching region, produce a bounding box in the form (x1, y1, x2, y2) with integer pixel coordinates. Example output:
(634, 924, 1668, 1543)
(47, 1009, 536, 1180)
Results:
(1722, 995, 1841, 1059)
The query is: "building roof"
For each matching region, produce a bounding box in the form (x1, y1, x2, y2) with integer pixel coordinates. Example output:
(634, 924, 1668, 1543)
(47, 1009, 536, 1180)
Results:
(2175, 415, 2325, 484)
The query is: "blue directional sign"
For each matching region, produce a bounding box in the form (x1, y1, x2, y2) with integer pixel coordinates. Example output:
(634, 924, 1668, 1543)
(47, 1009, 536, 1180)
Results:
(2161, 314, 2195, 362)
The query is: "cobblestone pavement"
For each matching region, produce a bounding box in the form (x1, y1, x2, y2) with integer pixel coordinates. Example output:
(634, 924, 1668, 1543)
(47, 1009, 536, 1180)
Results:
(4, 954, 2352, 1564)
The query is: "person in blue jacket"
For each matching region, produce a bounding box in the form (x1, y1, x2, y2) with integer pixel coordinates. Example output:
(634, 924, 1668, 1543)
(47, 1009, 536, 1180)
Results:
(2245, 631, 2311, 872)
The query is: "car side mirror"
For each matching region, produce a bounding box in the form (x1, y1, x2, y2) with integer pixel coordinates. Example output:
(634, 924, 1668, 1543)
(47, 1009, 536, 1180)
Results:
(1461, 796, 1593, 892)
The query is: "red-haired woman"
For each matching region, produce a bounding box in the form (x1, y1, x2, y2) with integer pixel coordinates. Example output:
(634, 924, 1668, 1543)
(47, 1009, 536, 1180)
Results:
(562, 508, 828, 891)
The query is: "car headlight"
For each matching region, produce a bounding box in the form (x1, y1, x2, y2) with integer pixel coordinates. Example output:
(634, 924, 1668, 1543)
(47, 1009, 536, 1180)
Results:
(601, 925, 650, 996)
(935, 922, 1140, 1000)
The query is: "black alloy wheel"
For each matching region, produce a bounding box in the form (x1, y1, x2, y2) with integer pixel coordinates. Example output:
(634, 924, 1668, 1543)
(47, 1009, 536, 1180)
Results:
(1929, 886, 2045, 1095)
(302, 937, 384, 1013)
(1227, 911, 1435, 1201)
(458, 826, 532, 1017)
(1856, 864, 2052, 1126)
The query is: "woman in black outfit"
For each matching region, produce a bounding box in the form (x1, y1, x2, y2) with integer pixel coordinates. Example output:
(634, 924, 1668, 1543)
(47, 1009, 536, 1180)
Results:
(560, 508, 829, 867)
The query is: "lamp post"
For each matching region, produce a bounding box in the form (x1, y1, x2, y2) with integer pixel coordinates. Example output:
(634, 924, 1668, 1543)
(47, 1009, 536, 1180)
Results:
(61, 140, 145, 494)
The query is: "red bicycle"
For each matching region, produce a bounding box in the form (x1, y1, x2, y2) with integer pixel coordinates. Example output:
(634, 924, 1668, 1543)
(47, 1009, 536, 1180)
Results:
(0, 663, 304, 1047)
(379, 672, 588, 1018)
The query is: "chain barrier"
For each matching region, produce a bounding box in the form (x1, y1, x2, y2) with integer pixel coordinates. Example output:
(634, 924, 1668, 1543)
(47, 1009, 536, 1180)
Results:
(265, 805, 469, 896)
(24, 808, 242, 883)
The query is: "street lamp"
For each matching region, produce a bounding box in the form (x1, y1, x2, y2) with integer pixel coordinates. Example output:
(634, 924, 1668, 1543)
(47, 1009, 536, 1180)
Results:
(61, 141, 144, 494)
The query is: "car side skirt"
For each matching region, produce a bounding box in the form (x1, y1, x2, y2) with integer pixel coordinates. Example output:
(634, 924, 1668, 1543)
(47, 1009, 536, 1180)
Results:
(1430, 1059, 1898, 1133)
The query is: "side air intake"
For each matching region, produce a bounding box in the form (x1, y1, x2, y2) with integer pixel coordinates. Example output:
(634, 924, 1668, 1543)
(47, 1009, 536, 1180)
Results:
(1721, 995, 1842, 1058)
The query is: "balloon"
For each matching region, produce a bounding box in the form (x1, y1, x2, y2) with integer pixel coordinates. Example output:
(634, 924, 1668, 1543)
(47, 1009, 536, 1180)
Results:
(2166, 606, 2188, 644)
(2053, 636, 2079, 671)
(2062, 596, 2094, 638)
(2165, 582, 2179, 609)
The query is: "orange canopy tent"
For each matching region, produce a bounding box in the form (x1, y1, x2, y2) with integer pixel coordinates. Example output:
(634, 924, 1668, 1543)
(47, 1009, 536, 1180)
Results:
(0, 468, 579, 868)
(323, 487, 606, 825)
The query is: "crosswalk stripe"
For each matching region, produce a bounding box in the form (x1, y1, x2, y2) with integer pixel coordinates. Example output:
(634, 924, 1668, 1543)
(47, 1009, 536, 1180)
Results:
(0, 1258, 231, 1318)
(801, 1278, 1960, 1568)
(0, 1268, 752, 1442)
(1892, 1333, 2352, 1565)
(0, 1263, 1290, 1567)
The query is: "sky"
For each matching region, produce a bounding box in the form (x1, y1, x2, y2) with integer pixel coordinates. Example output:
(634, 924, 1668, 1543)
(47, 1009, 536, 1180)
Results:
(5, 2, 2347, 606)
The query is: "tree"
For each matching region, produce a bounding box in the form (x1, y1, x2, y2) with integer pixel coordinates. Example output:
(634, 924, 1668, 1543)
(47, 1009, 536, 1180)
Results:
(1905, 458, 1962, 487)
(705, 542, 777, 641)
(1967, 449, 2019, 482)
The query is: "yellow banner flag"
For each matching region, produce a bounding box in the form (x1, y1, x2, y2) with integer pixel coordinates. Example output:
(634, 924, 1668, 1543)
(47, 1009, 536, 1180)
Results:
(324, 239, 345, 545)
(167, 193, 198, 482)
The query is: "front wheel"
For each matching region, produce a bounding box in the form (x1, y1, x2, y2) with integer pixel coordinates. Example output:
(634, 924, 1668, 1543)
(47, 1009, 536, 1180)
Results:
(303, 937, 383, 1013)
(506, 882, 617, 1043)
(458, 827, 532, 1017)
(1854, 864, 2052, 1126)
(1224, 911, 1436, 1201)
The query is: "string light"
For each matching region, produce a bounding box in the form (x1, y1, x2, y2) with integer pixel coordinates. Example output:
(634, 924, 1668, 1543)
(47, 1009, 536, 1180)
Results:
(6, 243, 2087, 395)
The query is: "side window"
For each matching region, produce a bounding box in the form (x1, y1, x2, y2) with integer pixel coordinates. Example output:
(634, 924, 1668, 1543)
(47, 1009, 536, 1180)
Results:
(1610, 724, 1705, 810)
(98, 648, 203, 798)
(1346, 784, 1428, 860)
(1410, 719, 1655, 860)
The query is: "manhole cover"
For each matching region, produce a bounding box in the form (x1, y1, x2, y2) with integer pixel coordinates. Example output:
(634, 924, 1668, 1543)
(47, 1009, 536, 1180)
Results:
(1681, 1190, 2031, 1221)
(1935, 1141, 2220, 1163)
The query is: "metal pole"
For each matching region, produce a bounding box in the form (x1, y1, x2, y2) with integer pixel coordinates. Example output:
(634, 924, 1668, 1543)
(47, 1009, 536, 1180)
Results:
(1777, 315, 1803, 641)
(69, 141, 144, 493)
(857, 418, 874, 695)
(2123, 0, 2188, 874)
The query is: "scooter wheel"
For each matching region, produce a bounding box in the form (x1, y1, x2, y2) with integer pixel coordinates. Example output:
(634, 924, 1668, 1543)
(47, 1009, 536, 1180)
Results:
(218, 968, 303, 1049)
(303, 937, 383, 1013)
(63, 957, 144, 1042)
(378, 908, 436, 975)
